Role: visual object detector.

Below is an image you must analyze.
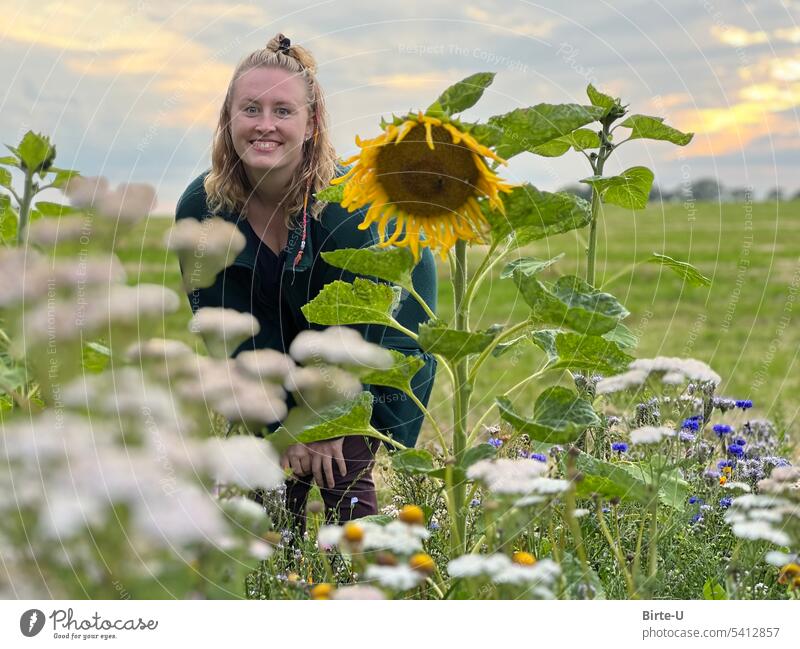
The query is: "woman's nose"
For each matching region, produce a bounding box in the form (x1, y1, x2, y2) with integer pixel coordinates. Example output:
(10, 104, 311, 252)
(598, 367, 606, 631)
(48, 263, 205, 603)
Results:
(254, 114, 278, 133)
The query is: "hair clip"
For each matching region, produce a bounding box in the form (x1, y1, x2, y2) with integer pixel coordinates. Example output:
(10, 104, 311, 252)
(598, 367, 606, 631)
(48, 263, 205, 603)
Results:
(277, 36, 291, 54)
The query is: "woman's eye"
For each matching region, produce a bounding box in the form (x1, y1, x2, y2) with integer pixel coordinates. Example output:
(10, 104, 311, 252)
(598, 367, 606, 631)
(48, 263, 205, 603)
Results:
(276, 107, 291, 117)
(245, 106, 259, 115)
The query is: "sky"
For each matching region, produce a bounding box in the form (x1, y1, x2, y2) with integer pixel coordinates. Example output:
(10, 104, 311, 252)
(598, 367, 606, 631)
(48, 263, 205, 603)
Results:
(1, 0, 799, 213)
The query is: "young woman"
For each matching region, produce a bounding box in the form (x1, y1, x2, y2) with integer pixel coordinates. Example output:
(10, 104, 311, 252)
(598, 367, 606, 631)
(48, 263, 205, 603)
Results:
(175, 34, 437, 531)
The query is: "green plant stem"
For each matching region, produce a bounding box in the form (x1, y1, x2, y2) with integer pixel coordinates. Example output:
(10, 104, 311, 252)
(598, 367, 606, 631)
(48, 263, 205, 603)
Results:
(16, 170, 35, 246)
(407, 285, 436, 321)
(462, 240, 504, 326)
(407, 389, 448, 451)
(388, 319, 419, 342)
(467, 318, 531, 384)
(595, 501, 635, 597)
(646, 491, 659, 580)
(564, 462, 593, 598)
(449, 239, 471, 556)
(586, 124, 613, 287)
(466, 365, 548, 446)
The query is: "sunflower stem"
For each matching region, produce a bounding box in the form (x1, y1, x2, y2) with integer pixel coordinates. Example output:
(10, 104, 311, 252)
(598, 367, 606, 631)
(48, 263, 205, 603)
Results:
(449, 239, 471, 556)
(586, 122, 612, 287)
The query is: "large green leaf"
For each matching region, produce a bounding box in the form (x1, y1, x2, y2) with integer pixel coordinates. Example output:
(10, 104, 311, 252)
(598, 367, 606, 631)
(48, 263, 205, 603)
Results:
(274, 392, 382, 450)
(580, 166, 654, 210)
(647, 253, 711, 288)
(586, 84, 620, 117)
(484, 184, 592, 246)
(418, 321, 499, 361)
(391, 448, 436, 475)
(497, 387, 600, 444)
(618, 114, 693, 146)
(315, 183, 344, 204)
(461, 443, 498, 468)
(359, 349, 425, 396)
(500, 253, 564, 279)
(512, 272, 629, 335)
(49, 168, 79, 189)
(428, 72, 495, 116)
(619, 460, 690, 511)
(531, 128, 600, 157)
(35, 201, 75, 217)
(0, 194, 17, 242)
(321, 245, 416, 291)
(549, 332, 634, 375)
(301, 278, 399, 327)
(574, 452, 653, 504)
(471, 104, 605, 159)
(15, 131, 56, 173)
(601, 322, 638, 350)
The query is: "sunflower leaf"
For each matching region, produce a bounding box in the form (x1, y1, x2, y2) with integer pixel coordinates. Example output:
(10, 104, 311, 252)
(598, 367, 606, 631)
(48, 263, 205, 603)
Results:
(573, 451, 654, 504)
(497, 387, 600, 444)
(428, 72, 496, 117)
(392, 448, 436, 475)
(647, 252, 711, 287)
(15, 131, 56, 173)
(418, 320, 499, 361)
(35, 201, 75, 217)
(511, 272, 629, 335)
(601, 322, 638, 350)
(549, 332, 634, 375)
(580, 166, 654, 210)
(358, 348, 425, 396)
(301, 278, 398, 327)
(474, 103, 605, 158)
(618, 114, 694, 146)
(316, 183, 345, 204)
(531, 128, 600, 157)
(321, 246, 416, 292)
(500, 254, 564, 279)
(0, 194, 18, 242)
(586, 84, 619, 115)
(484, 184, 593, 247)
(272, 392, 383, 452)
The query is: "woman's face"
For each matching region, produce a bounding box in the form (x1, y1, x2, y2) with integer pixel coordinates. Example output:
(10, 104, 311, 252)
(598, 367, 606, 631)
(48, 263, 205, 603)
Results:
(229, 66, 313, 181)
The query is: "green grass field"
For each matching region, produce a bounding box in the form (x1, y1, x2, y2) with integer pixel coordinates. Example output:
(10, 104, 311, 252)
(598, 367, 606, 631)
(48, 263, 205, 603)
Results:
(123, 199, 800, 444)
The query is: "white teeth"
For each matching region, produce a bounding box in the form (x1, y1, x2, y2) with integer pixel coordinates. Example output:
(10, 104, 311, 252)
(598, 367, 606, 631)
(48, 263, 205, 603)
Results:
(252, 141, 280, 151)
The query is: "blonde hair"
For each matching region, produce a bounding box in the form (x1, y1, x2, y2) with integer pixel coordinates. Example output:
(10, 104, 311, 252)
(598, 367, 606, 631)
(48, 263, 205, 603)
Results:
(205, 33, 337, 225)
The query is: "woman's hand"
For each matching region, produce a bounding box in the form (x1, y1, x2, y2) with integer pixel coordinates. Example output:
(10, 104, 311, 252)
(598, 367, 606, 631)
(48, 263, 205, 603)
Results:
(281, 438, 347, 488)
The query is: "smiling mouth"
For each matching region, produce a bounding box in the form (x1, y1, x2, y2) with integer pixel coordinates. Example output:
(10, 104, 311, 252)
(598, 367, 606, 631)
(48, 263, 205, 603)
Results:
(251, 141, 281, 152)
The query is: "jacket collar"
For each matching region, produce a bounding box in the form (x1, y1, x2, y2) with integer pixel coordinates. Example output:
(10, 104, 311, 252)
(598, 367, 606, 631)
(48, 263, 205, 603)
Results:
(226, 203, 315, 275)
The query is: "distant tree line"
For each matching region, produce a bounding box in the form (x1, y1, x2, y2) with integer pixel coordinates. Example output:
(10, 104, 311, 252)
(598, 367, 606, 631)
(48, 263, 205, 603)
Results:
(559, 178, 800, 203)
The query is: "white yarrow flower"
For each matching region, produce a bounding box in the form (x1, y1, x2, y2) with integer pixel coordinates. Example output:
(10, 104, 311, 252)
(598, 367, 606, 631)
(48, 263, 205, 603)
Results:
(289, 326, 393, 369)
(364, 564, 424, 590)
(467, 458, 549, 494)
(189, 307, 260, 358)
(630, 426, 674, 445)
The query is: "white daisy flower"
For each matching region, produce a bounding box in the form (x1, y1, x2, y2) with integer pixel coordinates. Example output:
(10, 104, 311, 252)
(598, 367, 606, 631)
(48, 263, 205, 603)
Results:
(332, 585, 386, 600)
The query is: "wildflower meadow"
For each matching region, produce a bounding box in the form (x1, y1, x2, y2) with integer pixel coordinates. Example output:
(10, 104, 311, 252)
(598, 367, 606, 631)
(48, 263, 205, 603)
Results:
(1, 75, 798, 602)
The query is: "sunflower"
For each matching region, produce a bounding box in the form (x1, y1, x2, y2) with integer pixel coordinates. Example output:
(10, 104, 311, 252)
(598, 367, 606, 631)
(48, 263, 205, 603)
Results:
(331, 112, 514, 261)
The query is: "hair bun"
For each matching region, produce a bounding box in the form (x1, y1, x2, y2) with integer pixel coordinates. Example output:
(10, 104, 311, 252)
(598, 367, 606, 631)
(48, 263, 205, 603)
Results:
(266, 32, 317, 74)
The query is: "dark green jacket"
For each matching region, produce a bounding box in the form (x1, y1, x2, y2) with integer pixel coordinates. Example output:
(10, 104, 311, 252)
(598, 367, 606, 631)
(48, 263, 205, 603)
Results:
(175, 173, 437, 448)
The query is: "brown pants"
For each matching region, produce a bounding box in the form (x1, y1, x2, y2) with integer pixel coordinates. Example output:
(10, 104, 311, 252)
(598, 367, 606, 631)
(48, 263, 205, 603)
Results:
(284, 435, 381, 535)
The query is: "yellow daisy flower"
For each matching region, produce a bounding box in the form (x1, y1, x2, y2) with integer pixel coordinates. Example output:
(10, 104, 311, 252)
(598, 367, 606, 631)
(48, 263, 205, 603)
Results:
(331, 112, 514, 262)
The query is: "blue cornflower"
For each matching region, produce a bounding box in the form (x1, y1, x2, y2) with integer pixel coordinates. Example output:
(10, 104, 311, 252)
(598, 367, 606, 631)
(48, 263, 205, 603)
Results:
(713, 424, 733, 437)
(428, 520, 440, 531)
(470, 498, 481, 507)
(488, 437, 503, 448)
(611, 442, 629, 453)
(688, 496, 704, 505)
(719, 496, 733, 509)
(727, 443, 745, 457)
(350, 496, 359, 508)
(735, 399, 753, 410)
(690, 512, 704, 524)
(681, 418, 700, 432)
(717, 459, 734, 469)
(733, 437, 747, 446)
(679, 431, 696, 442)
(531, 453, 547, 462)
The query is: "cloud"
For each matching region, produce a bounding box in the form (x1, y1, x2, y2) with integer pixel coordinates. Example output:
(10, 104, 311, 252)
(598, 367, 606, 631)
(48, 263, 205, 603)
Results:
(463, 6, 558, 39)
(710, 25, 768, 47)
